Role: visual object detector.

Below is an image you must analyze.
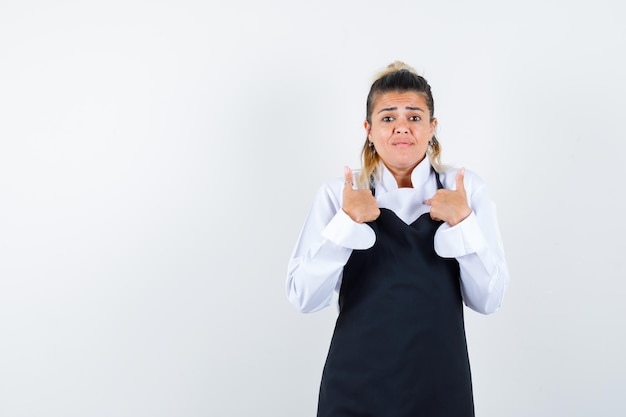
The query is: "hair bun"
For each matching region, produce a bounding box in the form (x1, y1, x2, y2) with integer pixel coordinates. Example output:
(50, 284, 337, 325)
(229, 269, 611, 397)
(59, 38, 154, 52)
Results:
(374, 60, 419, 80)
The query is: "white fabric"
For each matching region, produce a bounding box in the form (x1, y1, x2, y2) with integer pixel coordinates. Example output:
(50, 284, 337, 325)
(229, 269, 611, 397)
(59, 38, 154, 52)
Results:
(286, 157, 509, 314)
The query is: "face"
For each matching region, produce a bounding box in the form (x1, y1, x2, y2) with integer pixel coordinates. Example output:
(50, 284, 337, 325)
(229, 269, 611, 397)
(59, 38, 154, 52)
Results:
(364, 91, 437, 175)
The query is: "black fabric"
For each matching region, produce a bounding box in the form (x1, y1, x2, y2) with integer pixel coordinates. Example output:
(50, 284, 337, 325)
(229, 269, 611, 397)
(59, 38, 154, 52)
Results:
(317, 173, 474, 417)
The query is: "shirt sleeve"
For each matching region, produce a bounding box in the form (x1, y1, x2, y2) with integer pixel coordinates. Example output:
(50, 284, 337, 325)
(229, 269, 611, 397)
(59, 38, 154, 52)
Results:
(433, 171, 510, 314)
(286, 181, 376, 313)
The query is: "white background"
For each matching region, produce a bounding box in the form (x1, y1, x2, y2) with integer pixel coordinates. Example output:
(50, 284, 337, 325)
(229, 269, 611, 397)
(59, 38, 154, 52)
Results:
(1, 0, 625, 416)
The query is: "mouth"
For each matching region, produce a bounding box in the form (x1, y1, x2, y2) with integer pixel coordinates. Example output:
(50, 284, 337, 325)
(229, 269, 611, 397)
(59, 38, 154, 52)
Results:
(392, 141, 413, 147)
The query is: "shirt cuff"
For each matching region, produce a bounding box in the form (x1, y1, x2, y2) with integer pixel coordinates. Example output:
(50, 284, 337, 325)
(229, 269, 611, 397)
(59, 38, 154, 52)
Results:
(434, 212, 487, 258)
(322, 210, 376, 250)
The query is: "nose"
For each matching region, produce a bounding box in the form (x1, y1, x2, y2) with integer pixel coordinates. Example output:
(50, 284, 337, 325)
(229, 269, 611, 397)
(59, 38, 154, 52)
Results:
(395, 123, 409, 134)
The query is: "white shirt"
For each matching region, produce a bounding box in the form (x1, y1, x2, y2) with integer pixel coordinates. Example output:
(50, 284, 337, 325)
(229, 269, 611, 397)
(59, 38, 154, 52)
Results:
(286, 157, 509, 315)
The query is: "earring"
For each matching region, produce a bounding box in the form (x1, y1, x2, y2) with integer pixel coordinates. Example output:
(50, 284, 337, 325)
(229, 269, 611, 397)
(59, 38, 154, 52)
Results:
(428, 136, 438, 147)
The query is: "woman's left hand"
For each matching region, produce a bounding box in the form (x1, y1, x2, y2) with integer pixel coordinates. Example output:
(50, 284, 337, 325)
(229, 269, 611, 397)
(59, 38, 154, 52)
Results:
(424, 168, 472, 226)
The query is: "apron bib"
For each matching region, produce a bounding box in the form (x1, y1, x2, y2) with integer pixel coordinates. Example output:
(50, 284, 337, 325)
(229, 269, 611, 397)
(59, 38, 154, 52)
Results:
(317, 173, 474, 417)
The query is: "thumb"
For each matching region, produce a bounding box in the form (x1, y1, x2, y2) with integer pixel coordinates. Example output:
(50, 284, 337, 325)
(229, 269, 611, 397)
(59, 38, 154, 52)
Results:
(344, 165, 354, 188)
(455, 167, 466, 193)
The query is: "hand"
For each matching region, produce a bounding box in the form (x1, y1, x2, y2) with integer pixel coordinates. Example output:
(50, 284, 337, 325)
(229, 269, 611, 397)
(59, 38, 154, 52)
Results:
(342, 166, 380, 224)
(424, 168, 472, 226)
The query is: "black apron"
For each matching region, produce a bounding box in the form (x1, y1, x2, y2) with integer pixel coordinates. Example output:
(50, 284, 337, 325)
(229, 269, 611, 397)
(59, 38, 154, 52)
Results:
(317, 172, 474, 417)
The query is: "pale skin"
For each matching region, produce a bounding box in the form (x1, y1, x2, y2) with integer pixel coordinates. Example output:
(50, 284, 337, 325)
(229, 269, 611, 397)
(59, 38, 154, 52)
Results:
(342, 91, 471, 226)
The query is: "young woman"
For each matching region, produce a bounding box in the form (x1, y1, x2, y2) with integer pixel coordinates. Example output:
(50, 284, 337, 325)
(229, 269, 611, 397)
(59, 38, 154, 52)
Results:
(286, 61, 509, 416)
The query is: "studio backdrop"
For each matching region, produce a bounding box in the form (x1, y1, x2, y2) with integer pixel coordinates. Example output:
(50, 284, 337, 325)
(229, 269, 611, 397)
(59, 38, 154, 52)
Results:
(0, 1, 624, 416)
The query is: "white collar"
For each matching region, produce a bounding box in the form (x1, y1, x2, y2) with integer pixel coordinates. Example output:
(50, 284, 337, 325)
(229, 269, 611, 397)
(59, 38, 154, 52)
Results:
(376, 155, 433, 193)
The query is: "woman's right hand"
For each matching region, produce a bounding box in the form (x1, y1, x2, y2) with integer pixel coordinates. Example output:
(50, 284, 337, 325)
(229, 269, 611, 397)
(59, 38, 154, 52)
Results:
(342, 166, 380, 224)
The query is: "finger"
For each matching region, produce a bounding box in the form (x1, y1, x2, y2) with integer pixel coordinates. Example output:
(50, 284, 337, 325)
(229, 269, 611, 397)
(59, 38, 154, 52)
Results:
(455, 167, 466, 193)
(344, 165, 354, 188)
(424, 190, 439, 205)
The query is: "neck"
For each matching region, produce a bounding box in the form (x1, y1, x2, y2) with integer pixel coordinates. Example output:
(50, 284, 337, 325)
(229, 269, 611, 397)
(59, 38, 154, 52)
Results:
(387, 166, 414, 188)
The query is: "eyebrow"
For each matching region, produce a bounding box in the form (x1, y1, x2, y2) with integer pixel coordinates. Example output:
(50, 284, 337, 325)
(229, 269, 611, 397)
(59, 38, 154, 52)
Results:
(377, 106, 425, 114)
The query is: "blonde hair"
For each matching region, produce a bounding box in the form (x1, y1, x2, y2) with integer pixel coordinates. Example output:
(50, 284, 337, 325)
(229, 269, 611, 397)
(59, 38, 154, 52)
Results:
(356, 61, 442, 189)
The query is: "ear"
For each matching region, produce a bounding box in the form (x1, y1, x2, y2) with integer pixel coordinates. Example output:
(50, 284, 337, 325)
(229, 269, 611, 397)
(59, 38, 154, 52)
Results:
(430, 117, 438, 135)
(364, 120, 371, 136)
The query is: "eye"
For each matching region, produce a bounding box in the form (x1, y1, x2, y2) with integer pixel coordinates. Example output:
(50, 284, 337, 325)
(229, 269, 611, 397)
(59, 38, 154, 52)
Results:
(409, 115, 421, 122)
(382, 116, 395, 122)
